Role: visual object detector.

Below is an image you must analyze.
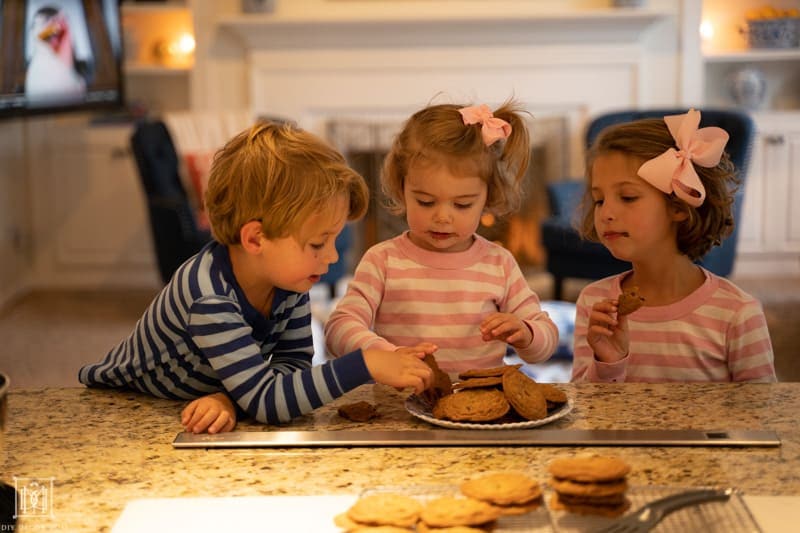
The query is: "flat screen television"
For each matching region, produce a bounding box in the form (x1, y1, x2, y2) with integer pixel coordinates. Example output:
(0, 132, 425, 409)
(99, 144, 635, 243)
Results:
(0, 0, 124, 119)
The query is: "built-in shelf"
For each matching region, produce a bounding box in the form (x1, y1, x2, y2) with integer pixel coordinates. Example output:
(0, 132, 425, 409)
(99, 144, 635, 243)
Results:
(124, 63, 192, 75)
(704, 48, 800, 63)
(121, 1, 187, 12)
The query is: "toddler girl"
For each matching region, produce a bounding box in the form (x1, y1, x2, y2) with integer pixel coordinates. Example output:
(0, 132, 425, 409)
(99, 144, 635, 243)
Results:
(571, 109, 776, 382)
(324, 101, 558, 373)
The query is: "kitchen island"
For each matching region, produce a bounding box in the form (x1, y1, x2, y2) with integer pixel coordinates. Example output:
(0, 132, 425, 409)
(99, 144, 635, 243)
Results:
(3, 383, 799, 531)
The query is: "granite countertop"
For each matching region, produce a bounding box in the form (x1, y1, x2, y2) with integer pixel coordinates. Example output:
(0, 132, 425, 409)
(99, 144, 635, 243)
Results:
(3, 383, 799, 532)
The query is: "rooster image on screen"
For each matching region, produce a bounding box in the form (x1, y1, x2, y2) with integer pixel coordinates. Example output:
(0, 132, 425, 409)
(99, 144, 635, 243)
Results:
(24, 5, 87, 105)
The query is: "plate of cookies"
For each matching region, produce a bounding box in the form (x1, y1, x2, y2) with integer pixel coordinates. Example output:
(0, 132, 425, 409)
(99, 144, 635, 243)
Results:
(406, 361, 573, 430)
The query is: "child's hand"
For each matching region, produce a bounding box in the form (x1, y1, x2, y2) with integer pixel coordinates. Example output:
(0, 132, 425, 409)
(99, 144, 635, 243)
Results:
(181, 392, 237, 434)
(480, 312, 533, 349)
(586, 299, 629, 363)
(363, 344, 436, 395)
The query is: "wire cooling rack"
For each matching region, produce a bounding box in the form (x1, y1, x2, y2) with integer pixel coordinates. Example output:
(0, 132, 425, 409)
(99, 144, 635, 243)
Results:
(357, 484, 762, 533)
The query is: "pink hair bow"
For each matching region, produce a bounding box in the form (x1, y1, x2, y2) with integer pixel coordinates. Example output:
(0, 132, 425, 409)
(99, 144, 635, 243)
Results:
(458, 104, 512, 146)
(637, 108, 729, 208)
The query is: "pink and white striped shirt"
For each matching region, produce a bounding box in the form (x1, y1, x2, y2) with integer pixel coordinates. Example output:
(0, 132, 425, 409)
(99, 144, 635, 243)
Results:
(324, 232, 559, 373)
(572, 269, 776, 383)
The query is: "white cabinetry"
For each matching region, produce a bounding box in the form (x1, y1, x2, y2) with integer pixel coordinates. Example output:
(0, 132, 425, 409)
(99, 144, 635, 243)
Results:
(736, 112, 800, 276)
(26, 117, 159, 288)
(20, 2, 196, 289)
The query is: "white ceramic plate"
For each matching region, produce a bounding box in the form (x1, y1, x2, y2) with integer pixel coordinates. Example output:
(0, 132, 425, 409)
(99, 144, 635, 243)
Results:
(405, 394, 573, 430)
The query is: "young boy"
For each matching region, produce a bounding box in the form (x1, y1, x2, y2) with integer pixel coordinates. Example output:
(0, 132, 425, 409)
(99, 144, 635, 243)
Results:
(79, 121, 434, 433)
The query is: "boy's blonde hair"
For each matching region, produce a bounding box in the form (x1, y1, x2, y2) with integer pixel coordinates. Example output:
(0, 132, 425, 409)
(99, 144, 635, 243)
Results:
(579, 118, 738, 261)
(382, 100, 531, 218)
(205, 121, 369, 245)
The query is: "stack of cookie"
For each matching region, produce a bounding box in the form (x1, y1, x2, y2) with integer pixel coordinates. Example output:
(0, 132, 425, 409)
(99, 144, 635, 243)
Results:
(547, 454, 632, 518)
(430, 365, 568, 423)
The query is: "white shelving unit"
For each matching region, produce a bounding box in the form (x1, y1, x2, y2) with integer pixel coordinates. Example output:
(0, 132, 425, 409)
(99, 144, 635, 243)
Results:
(121, 0, 194, 113)
(124, 64, 192, 75)
(704, 48, 800, 63)
(699, 0, 800, 275)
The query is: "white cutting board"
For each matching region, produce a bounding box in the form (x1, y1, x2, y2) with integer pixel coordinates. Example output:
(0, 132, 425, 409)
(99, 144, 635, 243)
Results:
(112, 494, 799, 533)
(743, 495, 800, 533)
(112, 495, 358, 533)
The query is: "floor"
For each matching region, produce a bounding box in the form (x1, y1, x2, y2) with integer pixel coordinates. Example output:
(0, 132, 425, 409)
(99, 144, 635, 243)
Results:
(1, 272, 798, 391)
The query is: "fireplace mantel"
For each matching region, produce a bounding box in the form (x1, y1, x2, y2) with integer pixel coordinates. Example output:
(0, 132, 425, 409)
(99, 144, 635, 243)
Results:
(212, 3, 681, 179)
(219, 7, 672, 48)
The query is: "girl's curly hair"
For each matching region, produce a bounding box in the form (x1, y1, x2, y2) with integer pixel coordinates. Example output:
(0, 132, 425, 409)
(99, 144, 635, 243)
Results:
(578, 118, 738, 261)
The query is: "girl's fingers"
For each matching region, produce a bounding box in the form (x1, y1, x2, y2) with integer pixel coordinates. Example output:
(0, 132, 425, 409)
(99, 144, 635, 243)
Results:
(588, 325, 614, 338)
(505, 331, 522, 344)
(590, 309, 617, 328)
(415, 342, 438, 353)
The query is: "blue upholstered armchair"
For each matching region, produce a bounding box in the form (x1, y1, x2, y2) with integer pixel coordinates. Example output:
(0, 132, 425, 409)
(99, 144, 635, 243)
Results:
(130, 120, 212, 284)
(541, 108, 755, 301)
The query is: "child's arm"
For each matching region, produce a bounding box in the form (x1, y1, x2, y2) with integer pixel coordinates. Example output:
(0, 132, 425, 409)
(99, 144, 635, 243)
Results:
(571, 291, 629, 382)
(363, 344, 436, 394)
(189, 292, 426, 425)
(480, 312, 532, 348)
(488, 255, 559, 363)
(726, 300, 776, 382)
(324, 247, 397, 356)
(181, 392, 237, 434)
(585, 299, 629, 362)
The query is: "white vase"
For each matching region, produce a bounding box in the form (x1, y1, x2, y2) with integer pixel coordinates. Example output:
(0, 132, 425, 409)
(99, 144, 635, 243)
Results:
(241, 0, 275, 13)
(727, 67, 767, 110)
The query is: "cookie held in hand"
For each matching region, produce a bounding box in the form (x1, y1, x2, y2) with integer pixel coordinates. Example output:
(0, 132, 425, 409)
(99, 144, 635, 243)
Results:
(420, 354, 453, 406)
(617, 286, 645, 316)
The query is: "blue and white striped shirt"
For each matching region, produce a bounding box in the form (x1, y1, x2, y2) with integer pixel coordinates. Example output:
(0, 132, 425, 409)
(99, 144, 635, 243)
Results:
(79, 242, 371, 424)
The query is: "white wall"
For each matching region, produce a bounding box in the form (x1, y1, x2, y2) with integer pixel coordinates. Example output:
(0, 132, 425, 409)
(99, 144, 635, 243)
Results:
(191, 0, 687, 113)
